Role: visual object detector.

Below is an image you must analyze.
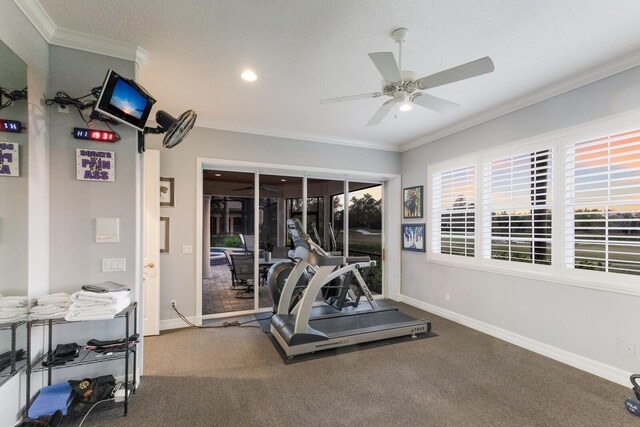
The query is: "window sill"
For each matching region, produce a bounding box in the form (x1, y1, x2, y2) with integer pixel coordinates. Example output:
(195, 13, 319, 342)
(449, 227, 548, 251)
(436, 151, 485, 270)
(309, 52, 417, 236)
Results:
(424, 256, 640, 297)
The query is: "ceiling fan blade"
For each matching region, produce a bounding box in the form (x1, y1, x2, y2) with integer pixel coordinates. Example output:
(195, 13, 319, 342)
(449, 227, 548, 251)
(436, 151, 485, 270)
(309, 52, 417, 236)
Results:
(366, 99, 394, 127)
(411, 92, 460, 114)
(368, 52, 402, 82)
(320, 92, 383, 104)
(233, 185, 280, 194)
(415, 56, 495, 90)
(261, 185, 279, 193)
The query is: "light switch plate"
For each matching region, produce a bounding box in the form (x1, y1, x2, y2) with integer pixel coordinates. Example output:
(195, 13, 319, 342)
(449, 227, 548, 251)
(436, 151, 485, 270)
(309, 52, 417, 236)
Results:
(182, 245, 193, 254)
(102, 257, 126, 272)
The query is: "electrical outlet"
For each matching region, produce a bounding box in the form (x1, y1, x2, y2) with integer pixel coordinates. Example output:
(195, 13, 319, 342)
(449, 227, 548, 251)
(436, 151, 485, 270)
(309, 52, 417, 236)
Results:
(624, 342, 635, 357)
(445, 292, 450, 302)
(57, 104, 68, 113)
(170, 300, 177, 308)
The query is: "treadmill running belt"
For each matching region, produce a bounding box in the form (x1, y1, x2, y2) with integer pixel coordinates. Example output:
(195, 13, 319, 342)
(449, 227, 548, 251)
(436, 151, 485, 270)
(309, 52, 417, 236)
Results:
(308, 309, 427, 336)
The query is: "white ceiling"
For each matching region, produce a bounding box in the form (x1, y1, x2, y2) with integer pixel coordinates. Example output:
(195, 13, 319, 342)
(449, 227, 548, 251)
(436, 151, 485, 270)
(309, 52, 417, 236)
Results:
(30, 0, 640, 151)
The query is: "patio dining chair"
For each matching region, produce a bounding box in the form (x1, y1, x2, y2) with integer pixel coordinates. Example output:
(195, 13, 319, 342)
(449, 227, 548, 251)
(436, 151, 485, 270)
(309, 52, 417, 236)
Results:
(223, 249, 240, 289)
(239, 234, 255, 254)
(229, 253, 255, 299)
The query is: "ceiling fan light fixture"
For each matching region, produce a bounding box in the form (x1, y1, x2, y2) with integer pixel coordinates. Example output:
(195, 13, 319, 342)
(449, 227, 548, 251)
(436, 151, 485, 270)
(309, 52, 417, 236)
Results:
(398, 101, 413, 112)
(394, 91, 412, 112)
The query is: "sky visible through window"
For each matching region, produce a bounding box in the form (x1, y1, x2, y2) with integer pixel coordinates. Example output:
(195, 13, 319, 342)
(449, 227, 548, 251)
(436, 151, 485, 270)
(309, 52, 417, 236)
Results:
(568, 130, 640, 275)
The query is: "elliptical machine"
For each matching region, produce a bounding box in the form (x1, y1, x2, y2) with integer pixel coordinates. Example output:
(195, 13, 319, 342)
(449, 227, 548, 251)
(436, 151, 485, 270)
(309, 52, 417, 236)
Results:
(267, 219, 378, 314)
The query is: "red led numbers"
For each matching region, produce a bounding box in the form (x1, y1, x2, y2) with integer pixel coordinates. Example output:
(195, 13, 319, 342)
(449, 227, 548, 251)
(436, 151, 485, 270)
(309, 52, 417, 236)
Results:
(73, 128, 117, 143)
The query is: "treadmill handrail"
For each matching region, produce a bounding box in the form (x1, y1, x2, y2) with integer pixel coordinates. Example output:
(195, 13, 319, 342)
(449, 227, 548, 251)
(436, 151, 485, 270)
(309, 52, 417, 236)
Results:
(276, 259, 310, 316)
(293, 264, 336, 334)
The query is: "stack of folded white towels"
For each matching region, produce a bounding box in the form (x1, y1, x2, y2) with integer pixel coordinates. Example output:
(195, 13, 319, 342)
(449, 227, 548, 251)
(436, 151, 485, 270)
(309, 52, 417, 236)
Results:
(65, 290, 130, 322)
(29, 293, 71, 320)
(0, 295, 29, 324)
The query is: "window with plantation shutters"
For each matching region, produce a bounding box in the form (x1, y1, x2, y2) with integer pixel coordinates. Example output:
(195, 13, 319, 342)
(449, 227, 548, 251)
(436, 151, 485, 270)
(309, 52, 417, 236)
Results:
(483, 149, 552, 265)
(565, 129, 640, 276)
(431, 165, 476, 257)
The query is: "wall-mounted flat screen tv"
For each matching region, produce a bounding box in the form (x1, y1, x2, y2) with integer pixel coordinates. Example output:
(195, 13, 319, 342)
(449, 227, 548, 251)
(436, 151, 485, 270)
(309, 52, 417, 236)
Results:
(94, 69, 156, 131)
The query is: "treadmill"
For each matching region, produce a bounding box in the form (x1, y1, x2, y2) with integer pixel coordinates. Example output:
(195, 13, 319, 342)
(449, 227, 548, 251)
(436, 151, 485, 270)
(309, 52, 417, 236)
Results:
(271, 219, 431, 358)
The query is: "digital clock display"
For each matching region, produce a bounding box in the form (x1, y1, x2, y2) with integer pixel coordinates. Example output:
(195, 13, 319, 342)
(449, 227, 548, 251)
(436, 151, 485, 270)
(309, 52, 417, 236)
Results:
(72, 127, 118, 142)
(0, 119, 22, 133)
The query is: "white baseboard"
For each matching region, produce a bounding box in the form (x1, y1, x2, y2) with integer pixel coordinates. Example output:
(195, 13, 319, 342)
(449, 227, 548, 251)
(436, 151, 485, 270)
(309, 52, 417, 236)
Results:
(396, 294, 631, 387)
(159, 316, 196, 331)
(388, 292, 403, 302)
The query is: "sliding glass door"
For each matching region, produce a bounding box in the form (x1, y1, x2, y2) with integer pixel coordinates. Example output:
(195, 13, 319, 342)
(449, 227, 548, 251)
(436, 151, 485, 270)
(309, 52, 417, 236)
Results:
(348, 181, 383, 295)
(202, 169, 385, 317)
(203, 170, 256, 315)
(258, 173, 303, 310)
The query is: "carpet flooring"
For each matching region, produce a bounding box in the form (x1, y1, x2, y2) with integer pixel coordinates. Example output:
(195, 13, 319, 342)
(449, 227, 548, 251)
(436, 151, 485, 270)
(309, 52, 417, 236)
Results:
(71, 303, 636, 426)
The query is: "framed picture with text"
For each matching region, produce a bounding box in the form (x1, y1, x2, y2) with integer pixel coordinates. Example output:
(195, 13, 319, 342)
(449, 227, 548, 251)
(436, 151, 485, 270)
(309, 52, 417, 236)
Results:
(402, 223, 425, 252)
(403, 185, 423, 218)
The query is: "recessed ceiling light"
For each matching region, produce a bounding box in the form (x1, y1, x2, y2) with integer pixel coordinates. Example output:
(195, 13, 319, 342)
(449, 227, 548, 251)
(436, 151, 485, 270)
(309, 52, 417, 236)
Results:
(241, 70, 257, 82)
(280, 179, 287, 182)
(214, 173, 222, 177)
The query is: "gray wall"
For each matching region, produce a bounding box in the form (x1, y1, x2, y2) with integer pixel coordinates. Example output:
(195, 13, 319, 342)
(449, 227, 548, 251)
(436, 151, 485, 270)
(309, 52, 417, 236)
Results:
(0, 0, 50, 424)
(48, 46, 138, 293)
(146, 127, 400, 322)
(47, 46, 140, 367)
(401, 65, 640, 383)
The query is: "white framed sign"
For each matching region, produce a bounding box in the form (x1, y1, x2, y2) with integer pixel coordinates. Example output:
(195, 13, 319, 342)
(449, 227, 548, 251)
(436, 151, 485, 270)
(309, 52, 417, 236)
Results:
(76, 149, 115, 182)
(0, 141, 19, 177)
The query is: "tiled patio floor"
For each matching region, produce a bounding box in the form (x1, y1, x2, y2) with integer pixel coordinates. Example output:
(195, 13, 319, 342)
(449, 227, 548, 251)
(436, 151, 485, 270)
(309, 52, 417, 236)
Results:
(202, 264, 274, 315)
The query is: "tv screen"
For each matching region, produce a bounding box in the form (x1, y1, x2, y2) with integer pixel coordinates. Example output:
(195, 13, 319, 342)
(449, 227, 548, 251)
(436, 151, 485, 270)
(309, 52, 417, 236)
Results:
(94, 69, 156, 131)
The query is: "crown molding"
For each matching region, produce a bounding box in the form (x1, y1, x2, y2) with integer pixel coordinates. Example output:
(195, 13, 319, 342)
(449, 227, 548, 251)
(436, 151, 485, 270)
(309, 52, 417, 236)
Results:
(13, 0, 55, 41)
(51, 27, 148, 67)
(195, 118, 401, 152)
(401, 48, 640, 152)
(13, 0, 148, 67)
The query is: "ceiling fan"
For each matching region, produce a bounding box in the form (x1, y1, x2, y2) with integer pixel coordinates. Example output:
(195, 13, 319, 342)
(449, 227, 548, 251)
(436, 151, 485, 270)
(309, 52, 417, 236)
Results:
(320, 28, 495, 126)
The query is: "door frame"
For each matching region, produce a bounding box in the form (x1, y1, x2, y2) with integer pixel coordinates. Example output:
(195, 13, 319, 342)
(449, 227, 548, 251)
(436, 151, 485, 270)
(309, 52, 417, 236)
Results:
(142, 149, 161, 335)
(195, 157, 401, 324)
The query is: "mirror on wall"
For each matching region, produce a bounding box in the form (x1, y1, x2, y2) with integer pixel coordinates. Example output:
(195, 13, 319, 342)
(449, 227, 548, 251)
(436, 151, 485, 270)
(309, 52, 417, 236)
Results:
(0, 38, 28, 387)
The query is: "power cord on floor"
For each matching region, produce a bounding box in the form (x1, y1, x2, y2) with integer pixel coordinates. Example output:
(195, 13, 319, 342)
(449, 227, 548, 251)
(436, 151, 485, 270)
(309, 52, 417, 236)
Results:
(171, 302, 271, 331)
(78, 398, 115, 427)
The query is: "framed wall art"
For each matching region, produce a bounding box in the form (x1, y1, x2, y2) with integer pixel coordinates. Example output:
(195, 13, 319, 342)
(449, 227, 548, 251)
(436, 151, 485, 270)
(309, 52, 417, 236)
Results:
(160, 177, 175, 207)
(0, 141, 19, 177)
(403, 185, 423, 218)
(76, 148, 115, 182)
(402, 223, 425, 252)
(160, 216, 170, 253)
